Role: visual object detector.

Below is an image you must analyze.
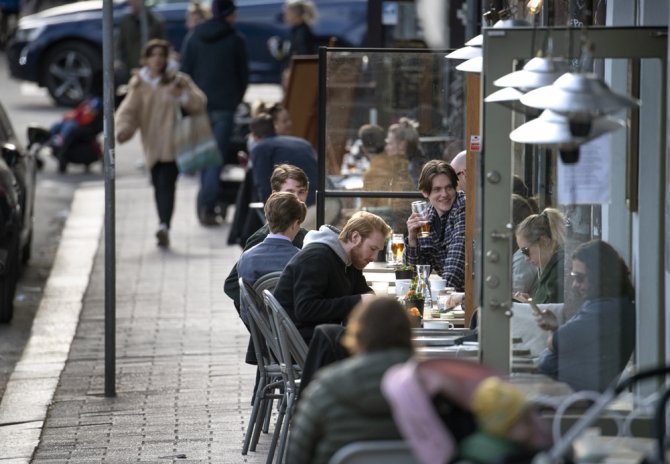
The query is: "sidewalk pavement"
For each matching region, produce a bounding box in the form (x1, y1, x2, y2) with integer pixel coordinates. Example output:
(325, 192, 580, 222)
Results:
(0, 175, 274, 463)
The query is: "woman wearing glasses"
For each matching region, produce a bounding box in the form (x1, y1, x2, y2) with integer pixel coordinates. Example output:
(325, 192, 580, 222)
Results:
(536, 240, 635, 391)
(513, 208, 566, 304)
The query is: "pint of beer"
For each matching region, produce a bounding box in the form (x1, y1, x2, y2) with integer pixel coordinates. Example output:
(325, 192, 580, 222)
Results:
(411, 201, 430, 238)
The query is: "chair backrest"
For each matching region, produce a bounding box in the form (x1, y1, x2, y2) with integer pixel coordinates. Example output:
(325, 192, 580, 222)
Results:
(253, 271, 282, 295)
(263, 290, 308, 368)
(328, 441, 418, 464)
(240, 278, 282, 367)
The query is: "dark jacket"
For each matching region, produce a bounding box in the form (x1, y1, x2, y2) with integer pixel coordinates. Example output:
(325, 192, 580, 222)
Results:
(180, 19, 249, 111)
(223, 224, 308, 313)
(115, 10, 165, 72)
(251, 136, 318, 205)
(289, 22, 317, 56)
(286, 349, 412, 464)
(533, 247, 564, 304)
(273, 226, 372, 342)
(539, 297, 635, 392)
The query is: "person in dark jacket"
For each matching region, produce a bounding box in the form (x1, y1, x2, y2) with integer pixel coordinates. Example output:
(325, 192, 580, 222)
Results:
(248, 113, 318, 206)
(286, 296, 414, 464)
(224, 164, 311, 314)
(273, 211, 391, 343)
(537, 240, 635, 392)
(114, 0, 166, 84)
(180, 0, 249, 226)
(268, 0, 318, 70)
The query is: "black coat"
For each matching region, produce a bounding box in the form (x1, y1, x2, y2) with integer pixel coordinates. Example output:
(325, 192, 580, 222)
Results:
(180, 19, 249, 111)
(273, 243, 371, 342)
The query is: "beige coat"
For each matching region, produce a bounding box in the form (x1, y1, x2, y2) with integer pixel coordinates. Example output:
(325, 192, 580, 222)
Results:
(115, 70, 207, 168)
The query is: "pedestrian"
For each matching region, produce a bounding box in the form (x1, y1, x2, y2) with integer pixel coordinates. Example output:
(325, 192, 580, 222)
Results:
(185, 0, 210, 30)
(114, 0, 166, 85)
(180, 0, 249, 226)
(115, 39, 207, 248)
(268, 0, 318, 66)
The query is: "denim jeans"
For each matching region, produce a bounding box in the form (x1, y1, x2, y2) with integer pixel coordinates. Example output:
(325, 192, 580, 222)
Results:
(198, 109, 235, 213)
(150, 161, 179, 227)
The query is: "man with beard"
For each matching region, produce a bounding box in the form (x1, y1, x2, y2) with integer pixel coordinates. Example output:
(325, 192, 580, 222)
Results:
(405, 159, 466, 291)
(273, 211, 391, 343)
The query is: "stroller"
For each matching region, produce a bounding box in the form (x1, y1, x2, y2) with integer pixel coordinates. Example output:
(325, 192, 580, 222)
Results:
(47, 95, 103, 173)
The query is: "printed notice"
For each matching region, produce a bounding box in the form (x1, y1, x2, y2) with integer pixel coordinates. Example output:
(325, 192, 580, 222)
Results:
(557, 135, 610, 205)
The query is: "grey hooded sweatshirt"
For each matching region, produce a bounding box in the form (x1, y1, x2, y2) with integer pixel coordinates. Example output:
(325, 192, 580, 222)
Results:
(273, 225, 373, 342)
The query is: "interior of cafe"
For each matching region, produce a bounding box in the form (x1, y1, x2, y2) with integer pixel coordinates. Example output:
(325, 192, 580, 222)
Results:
(294, 0, 670, 456)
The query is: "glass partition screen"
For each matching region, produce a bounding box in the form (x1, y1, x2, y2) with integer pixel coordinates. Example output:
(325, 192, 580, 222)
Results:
(318, 48, 465, 235)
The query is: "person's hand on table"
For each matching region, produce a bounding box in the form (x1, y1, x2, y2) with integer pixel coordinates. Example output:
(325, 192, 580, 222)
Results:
(513, 291, 531, 302)
(446, 292, 464, 309)
(406, 212, 427, 246)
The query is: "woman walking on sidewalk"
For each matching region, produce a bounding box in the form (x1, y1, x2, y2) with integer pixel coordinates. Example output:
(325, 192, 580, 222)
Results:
(116, 39, 207, 247)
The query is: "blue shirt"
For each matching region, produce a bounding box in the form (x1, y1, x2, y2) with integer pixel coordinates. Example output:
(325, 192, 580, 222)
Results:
(237, 236, 300, 324)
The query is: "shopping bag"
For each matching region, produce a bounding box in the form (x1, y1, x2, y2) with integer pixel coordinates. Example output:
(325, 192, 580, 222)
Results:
(173, 111, 222, 174)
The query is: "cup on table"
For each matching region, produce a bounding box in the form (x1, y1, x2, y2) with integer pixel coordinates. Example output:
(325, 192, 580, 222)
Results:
(395, 279, 411, 298)
(371, 281, 389, 296)
(411, 200, 430, 238)
(391, 233, 404, 264)
(431, 279, 447, 293)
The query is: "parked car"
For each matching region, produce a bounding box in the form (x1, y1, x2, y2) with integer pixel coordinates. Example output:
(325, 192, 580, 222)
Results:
(0, 101, 38, 323)
(6, 0, 367, 106)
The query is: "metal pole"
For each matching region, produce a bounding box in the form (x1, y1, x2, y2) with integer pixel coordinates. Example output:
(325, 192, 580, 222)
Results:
(102, 0, 116, 398)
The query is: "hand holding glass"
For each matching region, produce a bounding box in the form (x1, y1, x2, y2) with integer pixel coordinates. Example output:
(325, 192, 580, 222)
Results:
(411, 201, 430, 238)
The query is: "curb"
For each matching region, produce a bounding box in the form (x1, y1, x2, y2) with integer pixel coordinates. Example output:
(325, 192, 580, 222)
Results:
(0, 185, 104, 462)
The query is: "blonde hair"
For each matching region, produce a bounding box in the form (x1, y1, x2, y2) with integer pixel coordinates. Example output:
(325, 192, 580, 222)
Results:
(388, 117, 421, 157)
(284, 0, 317, 24)
(516, 207, 566, 252)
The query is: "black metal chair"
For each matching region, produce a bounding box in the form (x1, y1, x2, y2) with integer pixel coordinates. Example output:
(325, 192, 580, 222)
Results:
(263, 289, 308, 464)
(239, 279, 284, 458)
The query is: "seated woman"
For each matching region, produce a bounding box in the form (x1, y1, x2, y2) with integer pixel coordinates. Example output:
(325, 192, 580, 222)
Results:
(537, 240, 636, 391)
(514, 208, 566, 304)
(286, 297, 413, 464)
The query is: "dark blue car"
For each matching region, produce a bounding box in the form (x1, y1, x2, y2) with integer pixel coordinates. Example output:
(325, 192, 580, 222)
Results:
(7, 0, 367, 106)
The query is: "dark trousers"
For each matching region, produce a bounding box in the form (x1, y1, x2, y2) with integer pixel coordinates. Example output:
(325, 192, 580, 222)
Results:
(150, 161, 179, 227)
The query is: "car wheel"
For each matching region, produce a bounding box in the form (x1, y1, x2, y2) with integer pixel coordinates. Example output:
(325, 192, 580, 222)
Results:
(43, 41, 100, 107)
(0, 239, 19, 323)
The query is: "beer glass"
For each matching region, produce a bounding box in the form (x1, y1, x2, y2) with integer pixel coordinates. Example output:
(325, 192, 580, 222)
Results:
(411, 200, 430, 238)
(391, 234, 404, 264)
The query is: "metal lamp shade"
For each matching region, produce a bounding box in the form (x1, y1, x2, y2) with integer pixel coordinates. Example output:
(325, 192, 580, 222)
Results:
(485, 87, 541, 116)
(509, 109, 625, 147)
(456, 56, 482, 73)
(466, 34, 482, 47)
(445, 46, 482, 60)
(520, 72, 639, 119)
(494, 57, 568, 90)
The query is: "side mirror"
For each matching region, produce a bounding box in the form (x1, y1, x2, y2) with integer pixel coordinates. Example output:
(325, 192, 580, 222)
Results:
(1, 143, 20, 167)
(27, 124, 51, 146)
